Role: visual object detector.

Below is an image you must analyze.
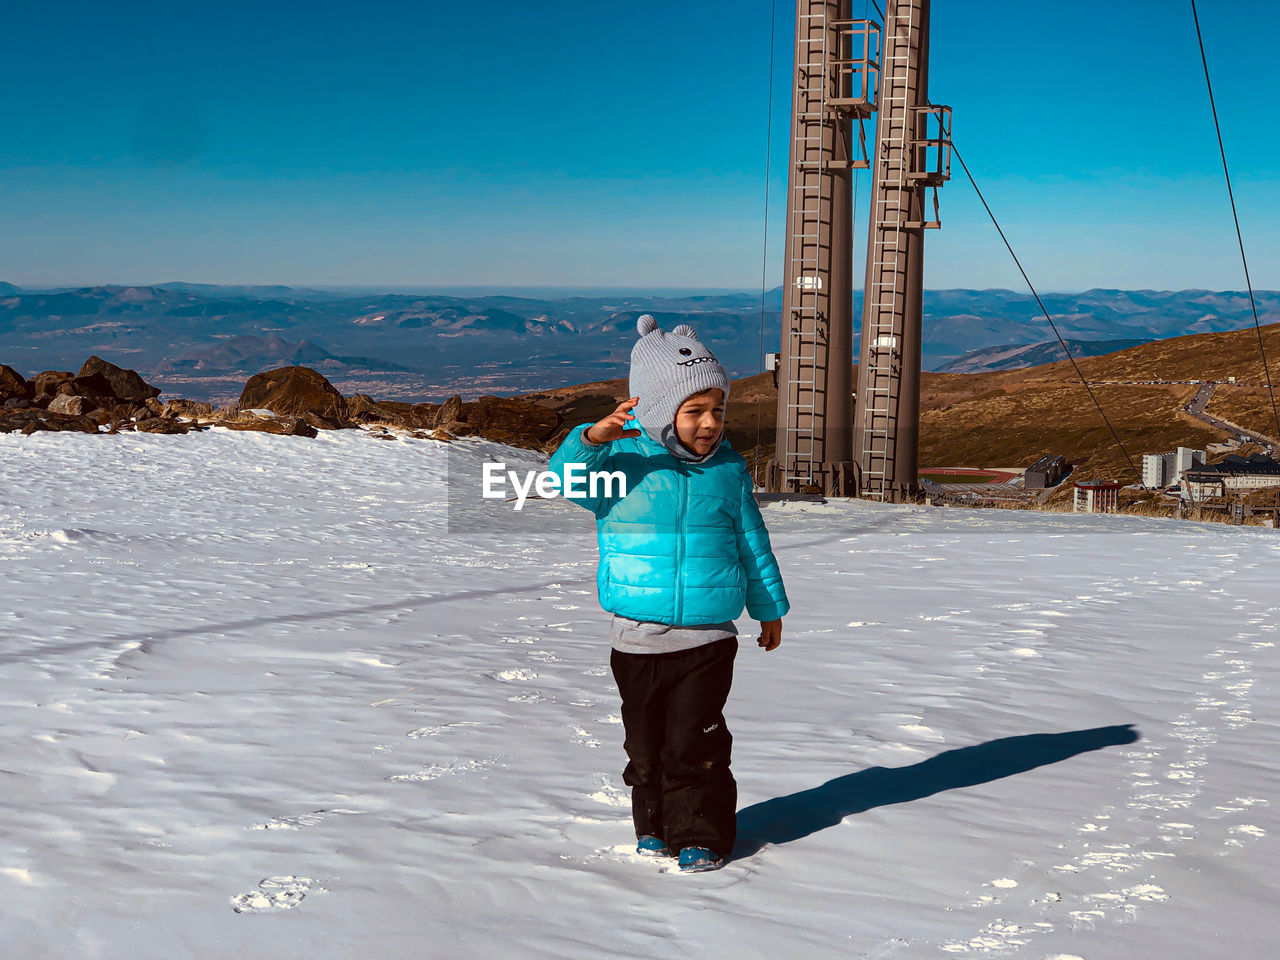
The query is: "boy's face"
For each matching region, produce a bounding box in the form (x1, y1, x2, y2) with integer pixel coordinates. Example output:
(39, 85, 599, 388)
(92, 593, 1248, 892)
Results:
(673, 387, 725, 456)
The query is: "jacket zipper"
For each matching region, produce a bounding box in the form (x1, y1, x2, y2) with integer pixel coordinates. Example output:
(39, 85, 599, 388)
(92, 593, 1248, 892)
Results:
(674, 463, 686, 623)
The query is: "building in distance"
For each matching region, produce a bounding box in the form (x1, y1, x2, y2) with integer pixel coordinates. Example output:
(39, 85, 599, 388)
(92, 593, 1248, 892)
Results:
(1182, 453, 1280, 502)
(1143, 447, 1206, 488)
(1024, 454, 1067, 490)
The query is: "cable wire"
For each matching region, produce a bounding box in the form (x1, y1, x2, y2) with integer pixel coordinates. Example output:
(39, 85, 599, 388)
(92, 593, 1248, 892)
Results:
(753, 0, 779, 484)
(949, 138, 1140, 480)
(1191, 0, 1280, 442)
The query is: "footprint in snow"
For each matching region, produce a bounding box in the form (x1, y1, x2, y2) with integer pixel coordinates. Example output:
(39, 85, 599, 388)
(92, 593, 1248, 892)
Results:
(407, 722, 483, 739)
(230, 875, 327, 913)
(249, 808, 361, 831)
(569, 725, 601, 748)
(489, 668, 538, 682)
(386, 756, 505, 783)
(507, 691, 547, 703)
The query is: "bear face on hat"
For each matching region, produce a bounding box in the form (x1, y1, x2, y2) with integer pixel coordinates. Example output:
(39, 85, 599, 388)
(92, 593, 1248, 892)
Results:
(627, 314, 730, 461)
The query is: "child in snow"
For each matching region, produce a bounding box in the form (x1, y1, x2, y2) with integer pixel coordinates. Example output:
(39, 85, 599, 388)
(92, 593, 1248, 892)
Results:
(547, 314, 790, 873)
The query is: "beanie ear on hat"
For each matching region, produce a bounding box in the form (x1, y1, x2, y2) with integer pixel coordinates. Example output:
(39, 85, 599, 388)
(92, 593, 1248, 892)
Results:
(627, 314, 730, 461)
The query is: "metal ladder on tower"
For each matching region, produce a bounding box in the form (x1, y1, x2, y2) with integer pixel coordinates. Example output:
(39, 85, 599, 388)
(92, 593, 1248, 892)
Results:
(783, 0, 835, 487)
(861, 1, 917, 494)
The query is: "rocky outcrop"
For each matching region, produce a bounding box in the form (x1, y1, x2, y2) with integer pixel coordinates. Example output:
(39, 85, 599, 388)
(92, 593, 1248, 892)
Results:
(31, 371, 75, 405)
(221, 415, 318, 438)
(340, 390, 559, 450)
(0, 408, 98, 435)
(78, 355, 161, 401)
(162, 399, 215, 418)
(346, 393, 440, 429)
(437, 395, 561, 451)
(1, 359, 200, 434)
(237, 366, 352, 426)
(3, 358, 558, 447)
(56, 371, 117, 409)
(0, 365, 31, 401)
(134, 417, 192, 435)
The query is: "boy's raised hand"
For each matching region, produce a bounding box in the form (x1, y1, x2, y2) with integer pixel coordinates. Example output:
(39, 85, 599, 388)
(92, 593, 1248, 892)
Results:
(584, 396, 642, 445)
(757, 618, 782, 652)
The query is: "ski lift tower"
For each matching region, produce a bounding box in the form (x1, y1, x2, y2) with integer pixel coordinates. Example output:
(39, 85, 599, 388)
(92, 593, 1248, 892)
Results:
(765, 0, 950, 500)
(852, 0, 951, 502)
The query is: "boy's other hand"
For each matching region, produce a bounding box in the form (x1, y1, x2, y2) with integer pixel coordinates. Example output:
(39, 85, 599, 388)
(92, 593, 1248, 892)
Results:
(585, 397, 642, 445)
(757, 619, 782, 651)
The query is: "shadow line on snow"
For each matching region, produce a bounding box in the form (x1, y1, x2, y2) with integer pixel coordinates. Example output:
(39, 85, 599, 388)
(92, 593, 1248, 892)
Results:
(17, 580, 572, 663)
(733, 724, 1140, 859)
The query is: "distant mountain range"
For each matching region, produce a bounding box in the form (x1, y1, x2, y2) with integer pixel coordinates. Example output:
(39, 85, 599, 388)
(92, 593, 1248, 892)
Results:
(159, 335, 415, 376)
(2, 282, 1278, 402)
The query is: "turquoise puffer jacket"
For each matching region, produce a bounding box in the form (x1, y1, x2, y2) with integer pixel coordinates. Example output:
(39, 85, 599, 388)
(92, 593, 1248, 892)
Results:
(548, 422, 790, 625)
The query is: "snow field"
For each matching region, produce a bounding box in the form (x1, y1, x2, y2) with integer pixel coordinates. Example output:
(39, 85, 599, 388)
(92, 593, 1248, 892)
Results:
(1, 427, 1277, 958)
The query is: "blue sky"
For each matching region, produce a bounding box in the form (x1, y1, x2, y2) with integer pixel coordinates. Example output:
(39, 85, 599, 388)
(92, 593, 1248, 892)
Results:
(1, 0, 1275, 291)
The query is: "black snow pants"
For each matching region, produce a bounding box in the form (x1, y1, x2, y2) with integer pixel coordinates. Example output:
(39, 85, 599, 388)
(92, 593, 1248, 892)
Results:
(609, 636, 738, 856)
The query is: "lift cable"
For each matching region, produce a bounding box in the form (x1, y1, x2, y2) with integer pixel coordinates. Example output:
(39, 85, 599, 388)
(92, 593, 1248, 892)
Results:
(752, 0, 779, 485)
(875, 0, 1135, 478)
(949, 138, 1140, 480)
(1190, 0, 1280, 442)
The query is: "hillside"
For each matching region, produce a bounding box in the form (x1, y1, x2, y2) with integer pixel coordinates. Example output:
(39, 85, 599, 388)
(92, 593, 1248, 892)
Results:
(521, 322, 1280, 486)
(935, 337, 1151, 374)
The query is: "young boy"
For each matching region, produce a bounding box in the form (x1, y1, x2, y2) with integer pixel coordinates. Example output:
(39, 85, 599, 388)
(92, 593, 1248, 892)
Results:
(548, 314, 789, 873)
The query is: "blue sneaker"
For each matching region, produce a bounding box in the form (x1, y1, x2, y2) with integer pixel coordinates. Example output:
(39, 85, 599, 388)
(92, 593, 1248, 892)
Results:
(677, 846, 725, 872)
(636, 835, 672, 857)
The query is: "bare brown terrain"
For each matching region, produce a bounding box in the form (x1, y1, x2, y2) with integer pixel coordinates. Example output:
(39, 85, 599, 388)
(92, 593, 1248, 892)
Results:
(518, 322, 1280, 493)
(1204, 387, 1280, 439)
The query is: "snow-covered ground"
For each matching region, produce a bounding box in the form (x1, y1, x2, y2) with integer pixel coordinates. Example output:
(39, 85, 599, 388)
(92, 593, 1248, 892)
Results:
(2, 428, 1277, 959)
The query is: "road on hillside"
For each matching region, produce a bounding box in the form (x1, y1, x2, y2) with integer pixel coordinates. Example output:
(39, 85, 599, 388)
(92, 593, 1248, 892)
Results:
(1183, 383, 1276, 450)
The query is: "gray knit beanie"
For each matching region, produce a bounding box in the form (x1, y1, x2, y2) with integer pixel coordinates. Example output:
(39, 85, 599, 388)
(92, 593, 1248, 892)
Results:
(627, 314, 730, 462)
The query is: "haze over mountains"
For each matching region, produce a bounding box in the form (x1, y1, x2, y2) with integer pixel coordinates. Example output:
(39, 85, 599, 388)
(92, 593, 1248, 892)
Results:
(2, 282, 1277, 403)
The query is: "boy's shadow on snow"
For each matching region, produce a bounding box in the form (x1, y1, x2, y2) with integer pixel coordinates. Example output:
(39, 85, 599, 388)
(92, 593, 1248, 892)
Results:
(733, 724, 1139, 859)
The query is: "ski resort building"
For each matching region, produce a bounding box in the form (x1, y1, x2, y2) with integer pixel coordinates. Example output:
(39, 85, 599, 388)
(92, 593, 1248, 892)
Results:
(1143, 447, 1205, 488)
(1182, 453, 1280, 502)
(1073, 479, 1121, 514)
(1023, 454, 1067, 490)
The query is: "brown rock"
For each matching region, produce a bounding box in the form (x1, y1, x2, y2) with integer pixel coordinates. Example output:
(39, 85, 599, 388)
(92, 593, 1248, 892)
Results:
(346, 393, 388, 423)
(0, 364, 30, 401)
(162, 399, 215, 418)
(437, 395, 562, 451)
(344, 395, 442, 430)
(135, 417, 190, 434)
(31, 371, 75, 405)
(221, 415, 318, 438)
(62, 371, 116, 406)
(48, 395, 88, 416)
(0, 408, 98, 434)
(436, 394, 462, 427)
(301, 410, 348, 431)
(77, 356, 161, 401)
(238, 366, 350, 425)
